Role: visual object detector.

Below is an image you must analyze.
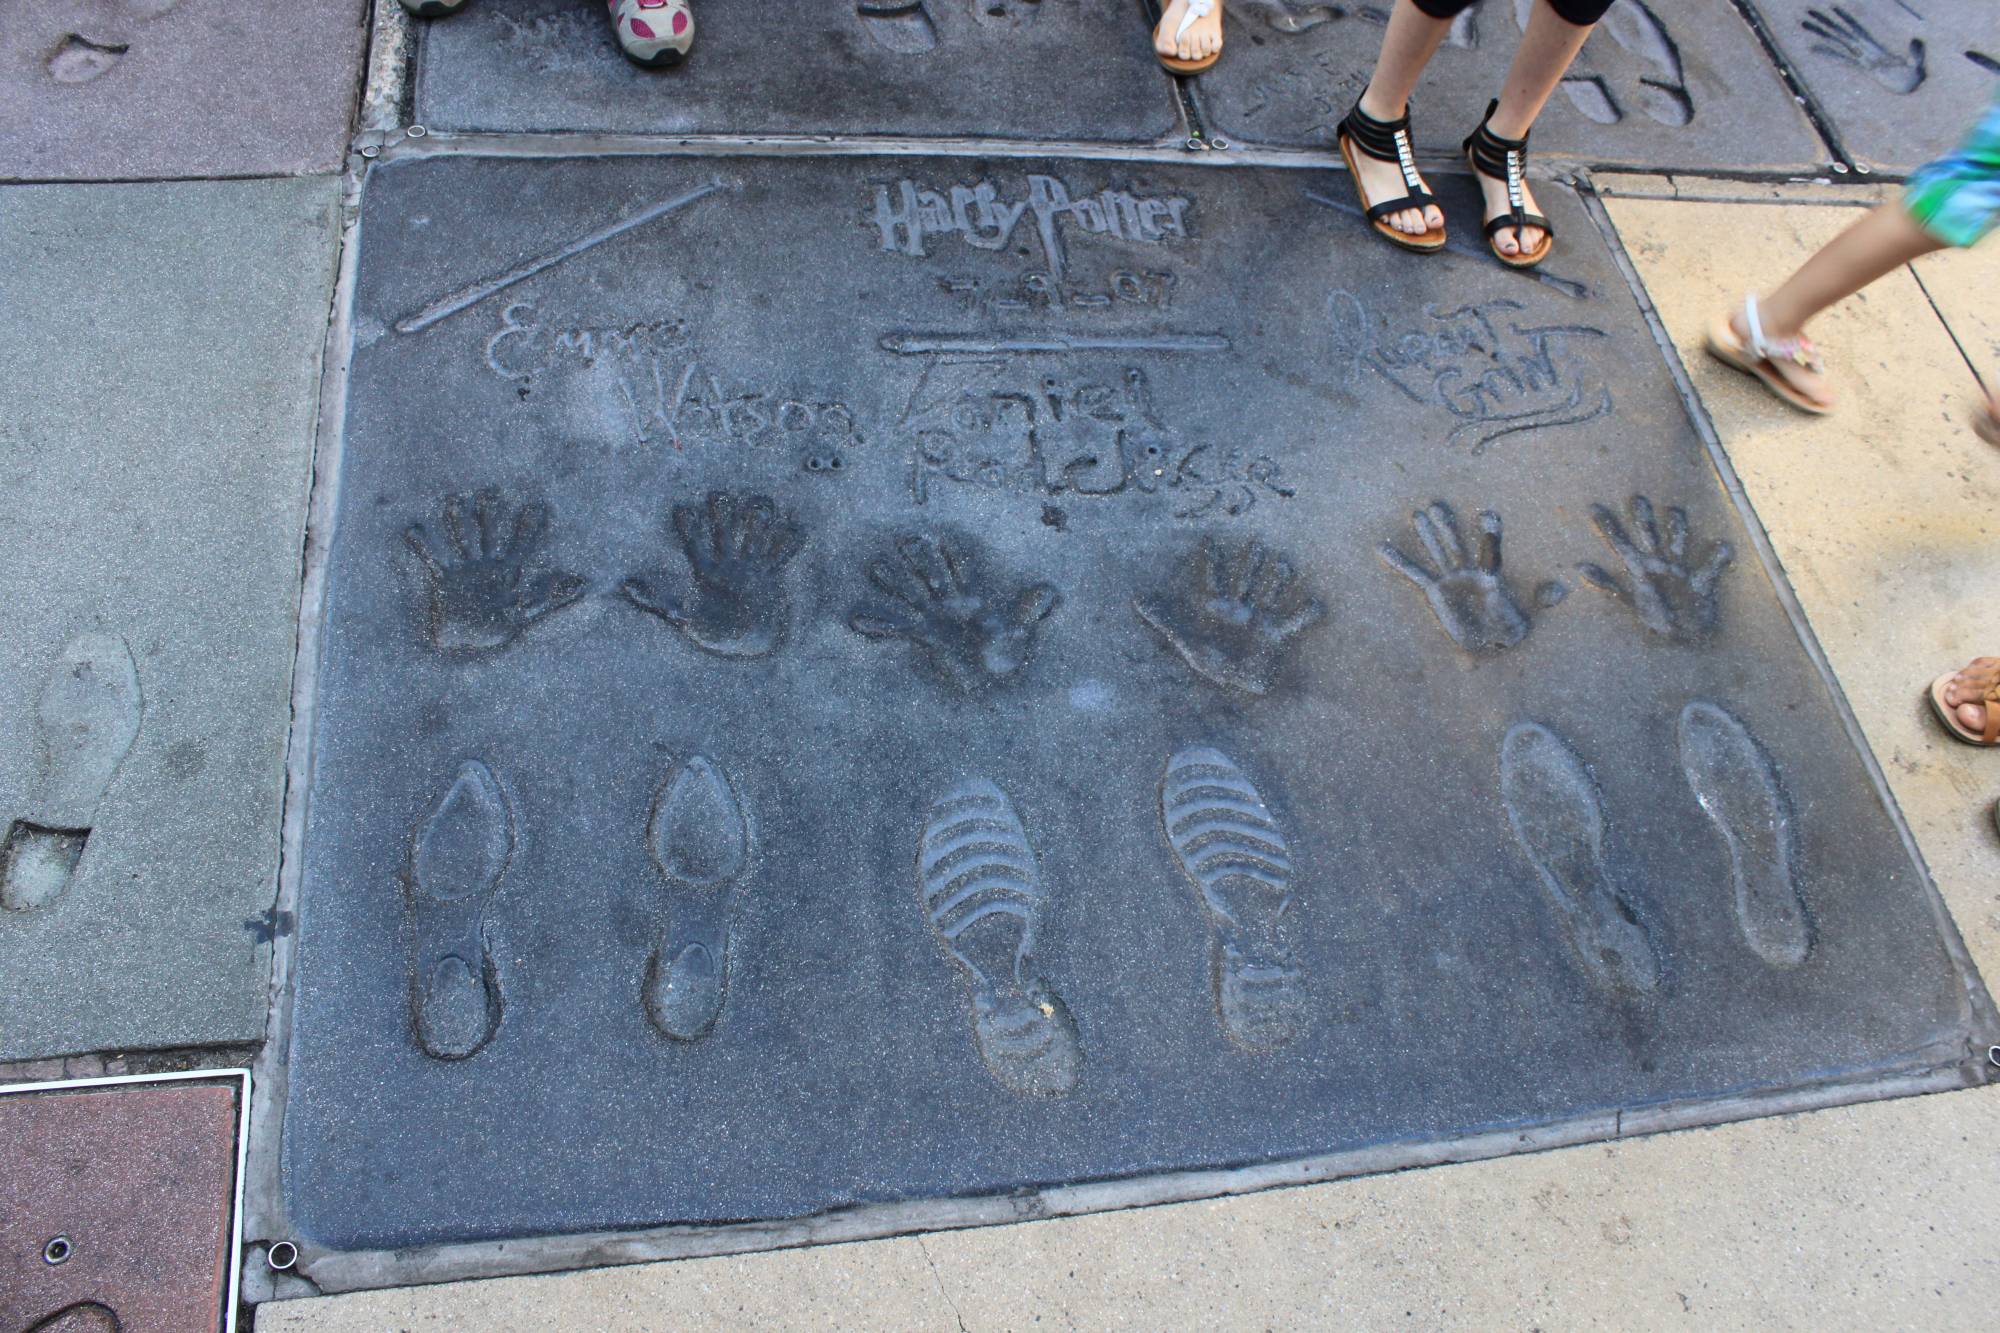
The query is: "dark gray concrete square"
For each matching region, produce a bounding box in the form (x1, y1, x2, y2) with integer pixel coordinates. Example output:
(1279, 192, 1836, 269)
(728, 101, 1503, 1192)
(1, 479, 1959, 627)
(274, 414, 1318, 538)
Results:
(413, 0, 1182, 142)
(1744, 0, 1997, 174)
(0, 179, 339, 1059)
(0, 0, 366, 180)
(283, 151, 1986, 1253)
(1189, 0, 1826, 171)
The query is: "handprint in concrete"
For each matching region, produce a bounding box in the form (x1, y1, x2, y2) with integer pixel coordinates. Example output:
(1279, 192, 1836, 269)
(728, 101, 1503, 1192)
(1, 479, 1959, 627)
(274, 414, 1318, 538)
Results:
(1578, 495, 1733, 643)
(405, 490, 587, 653)
(850, 535, 1060, 691)
(1380, 502, 1532, 653)
(1136, 537, 1326, 696)
(623, 491, 805, 659)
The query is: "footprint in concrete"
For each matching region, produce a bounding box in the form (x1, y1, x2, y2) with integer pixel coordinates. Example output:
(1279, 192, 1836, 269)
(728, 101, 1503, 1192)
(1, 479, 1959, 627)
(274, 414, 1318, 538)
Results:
(968, 0, 1044, 31)
(857, 0, 938, 51)
(643, 756, 749, 1042)
(1499, 723, 1662, 1000)
(622, 491, 804, 660)
(46, 35, 129, 84)
(1, 634, 142, 914)
(1678, 702, 1811, 968)
(405, 490, 588, 654)
(1161, 748, 1308, 1052)
(27, 1303, 120, 1333)
(405, 761, 512, 1060)
(919, 779, 1080, 1096)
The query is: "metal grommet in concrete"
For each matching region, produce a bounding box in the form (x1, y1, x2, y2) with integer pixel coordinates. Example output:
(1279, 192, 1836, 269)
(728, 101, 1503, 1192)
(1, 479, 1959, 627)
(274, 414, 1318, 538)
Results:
(266, 1240, 299, 1272)
(43, 1235, 73, 1266)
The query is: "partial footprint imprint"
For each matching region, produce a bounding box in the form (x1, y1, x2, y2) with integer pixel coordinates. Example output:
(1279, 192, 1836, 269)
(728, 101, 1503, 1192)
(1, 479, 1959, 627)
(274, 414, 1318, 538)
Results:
(1161, 748, 1308, 1051)
(405, 761, 512, 1060)
(1, 633, 142, 913)
(1499, 724, 1661, 999)
(857, 0, 939, 50)
(47, 35, 128, 84)
(919, 779, 1080, 1096)
(1678, 703, 1810, 968)
(644, 756, 750, 1041)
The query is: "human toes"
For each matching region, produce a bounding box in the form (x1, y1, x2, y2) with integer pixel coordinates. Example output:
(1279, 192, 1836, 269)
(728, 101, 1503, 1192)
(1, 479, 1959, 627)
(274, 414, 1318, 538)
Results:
(1957, 701, 1988, 732)
(1423, 203, 1443, 232)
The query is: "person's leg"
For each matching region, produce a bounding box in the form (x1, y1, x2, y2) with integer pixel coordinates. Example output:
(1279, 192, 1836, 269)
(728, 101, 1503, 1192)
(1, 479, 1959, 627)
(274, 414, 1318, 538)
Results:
(1156, 0, 1224, 65)
(1721, 204, 1946, 407)
(1471, 0, 1603, 257)
(1348, 0, 1456, 238)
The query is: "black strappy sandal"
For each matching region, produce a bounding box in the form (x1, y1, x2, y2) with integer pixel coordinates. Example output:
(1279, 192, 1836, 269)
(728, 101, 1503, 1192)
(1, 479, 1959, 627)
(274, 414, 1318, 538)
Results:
(1336, 98, 1446, 254)
(1463, 99, 1553, 269)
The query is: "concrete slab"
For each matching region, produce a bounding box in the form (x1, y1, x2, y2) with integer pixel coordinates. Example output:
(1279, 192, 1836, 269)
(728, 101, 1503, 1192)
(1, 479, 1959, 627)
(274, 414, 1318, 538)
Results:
(1602, 195, 2000, 987)
(0, 179, 339, 1059)
(0, 0, 367, 181)
(1743, 0, 1999, 175)
(1, 1079, 242, 1333)
(1187, 0, 1826, 171)
(1914, 232, 2000, 394)
(257, 1084, 2000, 1330)
(275, 151, 1986, 1263)
(413, 0, 1182, 142)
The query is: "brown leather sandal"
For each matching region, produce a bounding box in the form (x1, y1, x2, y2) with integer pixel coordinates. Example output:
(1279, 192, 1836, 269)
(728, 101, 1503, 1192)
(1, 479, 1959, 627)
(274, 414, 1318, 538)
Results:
(1928, 660, 2000, 746)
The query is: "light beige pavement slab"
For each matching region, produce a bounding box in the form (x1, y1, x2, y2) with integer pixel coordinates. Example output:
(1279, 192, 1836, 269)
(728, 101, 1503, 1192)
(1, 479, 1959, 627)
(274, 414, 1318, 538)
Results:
(1914, 242, 2000, 399)
(258, 190, 2000, 1332)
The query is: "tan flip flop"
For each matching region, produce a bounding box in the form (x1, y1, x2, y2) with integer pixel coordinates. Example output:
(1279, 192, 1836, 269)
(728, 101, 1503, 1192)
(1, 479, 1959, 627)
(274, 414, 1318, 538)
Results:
(1928, 669, 2000, 746)
(1154, 0, 1221, 74)
(1705, 294, 1833, 416)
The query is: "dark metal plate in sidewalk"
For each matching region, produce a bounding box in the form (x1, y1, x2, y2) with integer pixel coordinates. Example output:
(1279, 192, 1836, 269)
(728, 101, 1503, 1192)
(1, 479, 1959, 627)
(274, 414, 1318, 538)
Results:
(414, 0, 1182, 143)
(1, 1075, 244, 1333)
(1189, 0, 1825, 171)
(1742, 0, 1997, 174)
(282, 151, 1986, 1254)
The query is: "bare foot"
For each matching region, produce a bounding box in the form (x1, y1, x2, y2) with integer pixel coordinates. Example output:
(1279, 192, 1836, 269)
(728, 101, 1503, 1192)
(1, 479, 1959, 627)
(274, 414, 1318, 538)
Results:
(1728, 307, 1835, 410)
(1943, 656, 2000, 735)
(1156, 0, 1222, 64)
(1351, 93, 1444, 239)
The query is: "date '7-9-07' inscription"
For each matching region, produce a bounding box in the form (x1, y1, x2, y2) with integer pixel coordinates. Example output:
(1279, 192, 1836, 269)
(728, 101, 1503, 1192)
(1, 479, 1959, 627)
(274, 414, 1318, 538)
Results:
(872, 176, 1194, 279)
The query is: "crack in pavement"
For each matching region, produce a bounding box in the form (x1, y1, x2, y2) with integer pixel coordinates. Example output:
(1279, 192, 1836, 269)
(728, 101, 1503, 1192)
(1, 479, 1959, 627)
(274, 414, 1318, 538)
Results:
(916, 1235, 971, 1333)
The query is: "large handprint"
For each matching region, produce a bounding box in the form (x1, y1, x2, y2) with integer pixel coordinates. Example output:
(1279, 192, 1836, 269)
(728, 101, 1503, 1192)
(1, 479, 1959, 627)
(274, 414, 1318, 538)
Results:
(1135, 538, 1326, 697)
(622, 491, 805, 659)
(405, 491, 587, 653)
(1380, 502, 1531, 653)
(1578, 495, 1733, 643)
(1802, 7, 1925, 94)
(849, 535, 1060, 691)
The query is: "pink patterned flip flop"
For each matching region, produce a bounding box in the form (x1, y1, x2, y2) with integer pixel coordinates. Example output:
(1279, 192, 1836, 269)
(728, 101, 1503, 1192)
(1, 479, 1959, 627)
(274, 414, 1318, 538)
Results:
(609, 0, 693, 68)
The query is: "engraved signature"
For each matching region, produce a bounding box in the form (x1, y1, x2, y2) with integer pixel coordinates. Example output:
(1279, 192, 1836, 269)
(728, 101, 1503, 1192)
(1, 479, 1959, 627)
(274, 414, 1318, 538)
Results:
(871, 175, 1194, 279)
(1325, 291, 1612, 454)
(900, 359, 1294, 518)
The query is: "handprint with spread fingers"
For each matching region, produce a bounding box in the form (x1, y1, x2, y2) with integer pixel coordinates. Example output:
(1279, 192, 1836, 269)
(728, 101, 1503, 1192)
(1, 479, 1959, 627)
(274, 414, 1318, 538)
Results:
(849, 535, 1060, 691)
(405, 490, 587, 653)
(1802, 6, 1925, 94)
(1135, 537, 1327, 696)
(1578, 495, 1733, 643)
(623, 491, 805, 659)
(1380, 502, 1531, 653)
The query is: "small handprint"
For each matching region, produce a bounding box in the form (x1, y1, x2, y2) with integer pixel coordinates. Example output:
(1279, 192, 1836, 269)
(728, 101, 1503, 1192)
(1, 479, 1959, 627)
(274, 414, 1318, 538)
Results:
(1380, 503, 1531, 653)
(1135, 538, 1326, 696)
(622, 492, 805, 659)
(849, 535, 1060, 691)
(1578, 495, 1733, 643)
(404, 491, 586, 653)
(1802, 7, 1925, 94)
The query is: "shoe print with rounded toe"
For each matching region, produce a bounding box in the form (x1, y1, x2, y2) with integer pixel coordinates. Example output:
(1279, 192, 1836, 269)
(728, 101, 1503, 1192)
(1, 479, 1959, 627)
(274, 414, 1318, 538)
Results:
(609, 0, 693, 68)
(399, 0, 472, 17)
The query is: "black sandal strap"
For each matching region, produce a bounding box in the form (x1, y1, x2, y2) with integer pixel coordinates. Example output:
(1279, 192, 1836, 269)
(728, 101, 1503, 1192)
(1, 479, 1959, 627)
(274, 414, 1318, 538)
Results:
(1462, 98, 1551, 243)
(1340, 97, 1433, 221)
